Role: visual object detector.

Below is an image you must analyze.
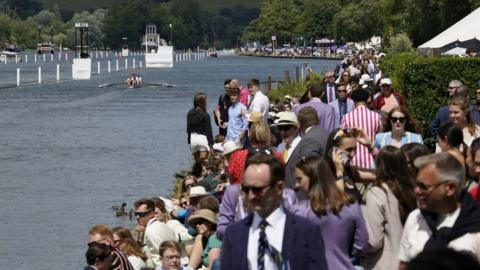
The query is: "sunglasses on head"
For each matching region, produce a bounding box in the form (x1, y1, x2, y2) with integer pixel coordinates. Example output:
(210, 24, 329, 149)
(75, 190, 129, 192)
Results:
(390, 117, 406, 123)
(333, 128, 352, 142)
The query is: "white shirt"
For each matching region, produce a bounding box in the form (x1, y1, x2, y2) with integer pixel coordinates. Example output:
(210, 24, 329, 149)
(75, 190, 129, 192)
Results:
(247, 206, 286, 270)
(143, 218, 177, 267)
(398, 208, 480, 263)
(278, 135, 301, 162)
(248, 90, 270, 122)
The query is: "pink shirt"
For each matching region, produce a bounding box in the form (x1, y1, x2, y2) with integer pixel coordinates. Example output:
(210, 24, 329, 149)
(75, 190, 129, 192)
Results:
(342, 105, 382, 169)
(240, 87, 249, 106)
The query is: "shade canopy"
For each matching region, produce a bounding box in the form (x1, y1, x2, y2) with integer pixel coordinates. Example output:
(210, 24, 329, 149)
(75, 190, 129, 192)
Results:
(419, 7, 480, 49)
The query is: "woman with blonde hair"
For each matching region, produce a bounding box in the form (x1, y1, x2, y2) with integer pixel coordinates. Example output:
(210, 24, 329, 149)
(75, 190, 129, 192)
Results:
(112, 227, 147, 270)
(227, 121, 283, 184)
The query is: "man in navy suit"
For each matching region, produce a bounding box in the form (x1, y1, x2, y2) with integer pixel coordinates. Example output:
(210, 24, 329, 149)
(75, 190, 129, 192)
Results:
(220, 154, 328, 270)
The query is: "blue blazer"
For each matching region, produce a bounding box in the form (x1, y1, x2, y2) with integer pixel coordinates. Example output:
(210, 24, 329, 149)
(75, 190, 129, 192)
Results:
(220, 210, 328, 270)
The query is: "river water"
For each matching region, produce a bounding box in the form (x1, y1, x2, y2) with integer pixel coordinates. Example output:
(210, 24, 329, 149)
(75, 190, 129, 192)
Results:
(0, 55, 338, 269)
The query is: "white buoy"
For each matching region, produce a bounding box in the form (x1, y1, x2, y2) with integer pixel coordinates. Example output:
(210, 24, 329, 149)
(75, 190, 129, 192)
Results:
(116, 59, 119, 71)
(25, 55, 28, 63)
(98, 62, 101, 74)
(50, 54, 53, 61)
(139, 61, 142, 68)
(66, 53, 68, 61)
(38, 66, 42, 84)
(15, 55, 18, 63)
(43, 54, 46, 62)
(16, 68, 20, 86)
(56, 64, 60, 81)
(133, 58, 136, 69)
(108, 61, 111, 73)
(125, 58, 128, 70)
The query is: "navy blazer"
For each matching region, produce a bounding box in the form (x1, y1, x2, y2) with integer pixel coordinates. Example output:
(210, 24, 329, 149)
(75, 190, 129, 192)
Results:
(220, 210, 329, 270)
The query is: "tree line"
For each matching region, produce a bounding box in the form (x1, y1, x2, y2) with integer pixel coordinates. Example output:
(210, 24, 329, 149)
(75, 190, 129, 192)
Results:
(242, 0, 480, 47)
(0, 0, 258, 51)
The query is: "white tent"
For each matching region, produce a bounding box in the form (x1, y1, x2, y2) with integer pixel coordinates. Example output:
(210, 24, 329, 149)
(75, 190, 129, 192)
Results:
(419, 7, 480, 48)
(441, 47, 467, 56)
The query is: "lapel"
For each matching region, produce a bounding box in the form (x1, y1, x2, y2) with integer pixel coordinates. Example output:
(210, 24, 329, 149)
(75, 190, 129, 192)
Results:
(281, 211, 297, 260)
(239, 214, 254, 268)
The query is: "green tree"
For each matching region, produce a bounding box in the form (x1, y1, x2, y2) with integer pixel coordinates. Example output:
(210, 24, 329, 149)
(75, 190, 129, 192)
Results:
(300, 0, 341, 41)
(333, 0, 387, 42)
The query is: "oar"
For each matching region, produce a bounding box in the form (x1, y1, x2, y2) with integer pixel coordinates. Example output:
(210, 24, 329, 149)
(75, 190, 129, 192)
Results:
(144, 83, 177, 88)
(98, 82, 124, 88)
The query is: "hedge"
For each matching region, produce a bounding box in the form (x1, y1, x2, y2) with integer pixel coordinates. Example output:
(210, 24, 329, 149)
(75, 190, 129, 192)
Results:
(381, 53, 480, 145)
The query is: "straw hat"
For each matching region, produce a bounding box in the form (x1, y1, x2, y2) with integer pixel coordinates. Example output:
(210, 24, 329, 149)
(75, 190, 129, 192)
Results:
(189, 186, 208, 198)
(272, 112, 298, 127)
(188, 209, 217, 227)
(222, 140, 239, 156)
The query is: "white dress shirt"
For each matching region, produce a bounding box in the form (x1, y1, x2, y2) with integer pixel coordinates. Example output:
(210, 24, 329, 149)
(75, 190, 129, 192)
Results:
(247, 91, 270, 122)
(247, 206, 286, 270)
(278, 135, 301, 162)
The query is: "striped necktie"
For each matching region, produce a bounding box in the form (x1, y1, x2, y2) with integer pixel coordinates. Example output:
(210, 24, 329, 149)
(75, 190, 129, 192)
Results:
(257, 220, 284, 270)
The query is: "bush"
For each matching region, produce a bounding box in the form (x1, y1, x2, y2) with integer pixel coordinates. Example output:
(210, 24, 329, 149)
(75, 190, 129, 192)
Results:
(267, 72, 323, 102)
(386, 33, 414, 54)
(381, 53, 480, 146)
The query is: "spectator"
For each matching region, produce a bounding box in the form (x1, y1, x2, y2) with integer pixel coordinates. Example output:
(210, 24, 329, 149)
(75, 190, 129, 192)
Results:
(448, 96, 480, 147)
(375, 106, 423, 149)
(158, 241, 193, 270)
(85, 242, 115, 270)
(187, 92, 214, 161)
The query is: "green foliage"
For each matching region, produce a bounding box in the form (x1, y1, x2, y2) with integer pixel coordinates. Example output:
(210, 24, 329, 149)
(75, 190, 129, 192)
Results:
(266, 73, 323, 102)
(333, 0, 387, 42)
(301, 0, 341, 40)
(385, 33, 414, 54)
(381, 54, 480, 142)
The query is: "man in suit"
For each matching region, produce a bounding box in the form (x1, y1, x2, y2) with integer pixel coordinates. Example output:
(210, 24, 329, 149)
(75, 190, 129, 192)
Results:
(220, 153, 328, 270)
(329, 82, 355, 129)
(322, 70, 336, 104)
(285, 106, 329, 188)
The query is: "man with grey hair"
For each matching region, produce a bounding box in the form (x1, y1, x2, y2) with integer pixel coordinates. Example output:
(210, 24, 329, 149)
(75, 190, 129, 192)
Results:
(429, 80, 469, 137)
(398, 153, 480, 269)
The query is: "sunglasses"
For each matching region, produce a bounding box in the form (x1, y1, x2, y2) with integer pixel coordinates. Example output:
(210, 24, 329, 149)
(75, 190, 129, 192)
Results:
(337, 89, 347, 93)
(278, 125, 293, 131)
(415, 180, 450, 191)
(476, 92, 480, 95)
(333, 128, 352, 141)
(381, 84, 391, 87)
(134, 211, 151, 217)
(241, 184, 271, 194)
(390, 117, 406, 123)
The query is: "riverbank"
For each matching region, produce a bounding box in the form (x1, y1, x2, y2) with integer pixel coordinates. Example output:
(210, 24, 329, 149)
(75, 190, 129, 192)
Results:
(236, 52, 343, 60)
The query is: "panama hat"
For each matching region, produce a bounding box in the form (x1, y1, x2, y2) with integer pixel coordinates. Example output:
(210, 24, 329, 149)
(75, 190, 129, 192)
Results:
(222, 140, 239, 156)
(272, 112, 298, 127)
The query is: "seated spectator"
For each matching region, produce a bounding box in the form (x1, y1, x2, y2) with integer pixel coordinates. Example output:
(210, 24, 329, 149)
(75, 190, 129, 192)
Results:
(88, 224, 134, 270)
(188, 209, 222, 270)
(158, 241, 194, 270)
(85, 242, 114, 270)
(112, 227, 147, 270)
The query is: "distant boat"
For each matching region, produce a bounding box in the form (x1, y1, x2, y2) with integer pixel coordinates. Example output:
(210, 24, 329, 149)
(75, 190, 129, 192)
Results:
(2, 43, 21, 56)
(210, 52, 218, 57)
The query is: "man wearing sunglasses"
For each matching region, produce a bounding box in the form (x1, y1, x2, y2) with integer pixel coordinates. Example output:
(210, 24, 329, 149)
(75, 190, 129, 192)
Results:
(398, 153, 480, 269)
(329, 82, 354, 129)
(134, 198, 176, 268)
(221, 153, 328, 270)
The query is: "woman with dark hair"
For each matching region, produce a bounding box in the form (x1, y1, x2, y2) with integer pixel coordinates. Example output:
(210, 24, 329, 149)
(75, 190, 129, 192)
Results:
(363, 146, 417, 270)
(292, 155, 368, 270)
(187, 92, 214, 160)
(324, 127, 377, 202)
(375, 107, 423, 149)
(400, 143, 430, 177)
(437, 121, 465, 165)
(187, 209, 221, 270)
(112, 227, 147, 270)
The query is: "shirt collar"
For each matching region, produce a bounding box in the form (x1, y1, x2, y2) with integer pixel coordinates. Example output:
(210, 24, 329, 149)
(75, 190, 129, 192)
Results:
(252, 205, 285, 230)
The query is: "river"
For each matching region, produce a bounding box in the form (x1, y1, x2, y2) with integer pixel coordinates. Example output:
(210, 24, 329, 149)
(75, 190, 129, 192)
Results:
(0, 55, 338, 269)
